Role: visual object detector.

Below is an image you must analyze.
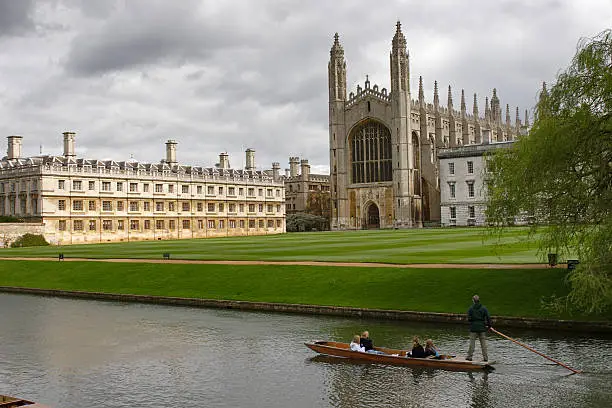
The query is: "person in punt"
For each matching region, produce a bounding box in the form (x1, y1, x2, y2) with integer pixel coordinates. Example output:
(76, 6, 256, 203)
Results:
(360, 331, 387, 355)
(360, 331, 373, 351)
(424, 339, 441, 358)
(411, 336, 426, 358)
(350, 335, 365, 352)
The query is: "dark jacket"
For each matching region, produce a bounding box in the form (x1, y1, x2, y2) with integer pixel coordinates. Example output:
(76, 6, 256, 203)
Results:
(468, 302, 491, 333)
(411, 345, 425, 358)
(360, 337, 373, 351)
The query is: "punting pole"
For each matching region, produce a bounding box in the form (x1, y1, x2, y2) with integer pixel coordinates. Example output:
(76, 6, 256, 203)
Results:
(490, 328, 582, 374)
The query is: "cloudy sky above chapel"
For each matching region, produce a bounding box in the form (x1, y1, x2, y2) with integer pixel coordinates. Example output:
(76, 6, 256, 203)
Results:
(1, 0, 610, 173)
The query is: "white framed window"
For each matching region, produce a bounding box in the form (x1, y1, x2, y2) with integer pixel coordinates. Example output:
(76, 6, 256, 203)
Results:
(448, 162, 455, 175)
(102, 182, 111, 191)
(182, 185, 189, 194)
(73, 180, 82, 190)
(467, 161, 474, 174)
(468, 205, 475, 219)
(73, 200, 83, 211)
(129, 183, 138, 192)
(102, 201, 112, 211)
(58, 200, 66, 211)
(449, 183, 456, 199)
(467, 181, 475, 198)
(88, 181, 95, 190)
(155, 184, 163, 193)
(450, 206, 456, 219)
(103, 220, 112, 230)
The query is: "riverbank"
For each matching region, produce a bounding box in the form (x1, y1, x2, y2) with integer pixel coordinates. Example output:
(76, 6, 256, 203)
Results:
(2, 259, 610, 329)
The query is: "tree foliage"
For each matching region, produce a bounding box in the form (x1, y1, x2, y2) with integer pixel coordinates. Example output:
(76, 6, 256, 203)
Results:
(10, 233, 49, 248)
(486, 30, 612, 314)
(286, 213, 328, 232)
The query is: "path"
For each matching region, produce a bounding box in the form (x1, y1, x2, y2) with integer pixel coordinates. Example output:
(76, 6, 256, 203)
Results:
(0, 257, 559, 269)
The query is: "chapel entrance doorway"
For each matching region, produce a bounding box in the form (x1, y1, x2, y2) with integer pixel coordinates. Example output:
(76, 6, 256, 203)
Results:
(365, 203, 380, 229)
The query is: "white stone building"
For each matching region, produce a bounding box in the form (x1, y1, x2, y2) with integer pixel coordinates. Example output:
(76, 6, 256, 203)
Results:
(438, 132, 514, 226)
(0, 133, 285, 245)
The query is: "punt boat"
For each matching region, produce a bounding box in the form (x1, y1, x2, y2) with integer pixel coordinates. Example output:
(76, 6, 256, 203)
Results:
(0, 395, 50, 407)
(305, 341, 494, 371)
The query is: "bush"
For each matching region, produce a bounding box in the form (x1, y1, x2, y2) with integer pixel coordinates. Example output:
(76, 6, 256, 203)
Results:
(286, 213, 328, 232)
(10, 233, 49, 248)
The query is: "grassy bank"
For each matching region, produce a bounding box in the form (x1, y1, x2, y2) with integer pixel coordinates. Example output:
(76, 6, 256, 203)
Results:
(0, 228, 542, 264)
(0, 259, 584, 319)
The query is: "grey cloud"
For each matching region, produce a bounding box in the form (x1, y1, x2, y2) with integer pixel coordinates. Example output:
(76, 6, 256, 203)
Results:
(65, 0, 254, 75)
(0, 0, 35, 37)
(3, 0, 612, 172)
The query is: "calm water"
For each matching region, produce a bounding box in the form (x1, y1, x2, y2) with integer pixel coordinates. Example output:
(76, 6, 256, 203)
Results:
(0, 293, 610, 408)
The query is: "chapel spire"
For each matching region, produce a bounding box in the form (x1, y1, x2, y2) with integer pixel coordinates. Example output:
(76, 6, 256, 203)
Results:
(418, 75, 424, 105)
(328, 32, 346, 101)
(473, 93, 479, 119)
(433, 80, 439, 111)
(460, 89, 466, 117)
(390, 21, 409, 94)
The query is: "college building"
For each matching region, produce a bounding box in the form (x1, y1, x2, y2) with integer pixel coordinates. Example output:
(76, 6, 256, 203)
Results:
(283, 157, 330, 215)
(328, 22, 528, 230)
(438, 131, 515, 226)
(0, 133, 285, 245)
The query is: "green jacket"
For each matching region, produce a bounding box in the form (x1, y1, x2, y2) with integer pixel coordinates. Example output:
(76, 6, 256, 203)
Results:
(468, 302, 491, 333)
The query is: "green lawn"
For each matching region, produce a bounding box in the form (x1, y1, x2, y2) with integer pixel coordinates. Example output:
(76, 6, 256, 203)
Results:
(0, 228, 543, 264)
(0, 260, 578, 319)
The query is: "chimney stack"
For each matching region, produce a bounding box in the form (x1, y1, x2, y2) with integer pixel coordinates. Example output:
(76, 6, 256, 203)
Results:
(165, 140, 177, 165)
(7, 136, 23, 160)
(289, 157, 300, 177)
(272, 162, 280, 181)
(245, 148, 256, 171)
(218, 152, 230, 169)
(300, 159, 310, 181)
(63, 132, 76, 158)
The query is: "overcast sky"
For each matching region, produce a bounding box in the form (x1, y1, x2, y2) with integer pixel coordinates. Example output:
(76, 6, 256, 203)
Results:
(1, 0, 610, 173)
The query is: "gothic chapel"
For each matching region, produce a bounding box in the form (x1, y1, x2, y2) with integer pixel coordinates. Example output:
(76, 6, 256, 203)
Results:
(329, 22, 523, 230)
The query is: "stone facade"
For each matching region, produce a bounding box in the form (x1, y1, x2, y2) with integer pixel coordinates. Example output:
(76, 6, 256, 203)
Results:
(0, 223, 45, 247)
(329, 22, 528, 230)
(283, 157, 330, 215)
(438, 136, 515, 226)
(0, 134, 286, 245)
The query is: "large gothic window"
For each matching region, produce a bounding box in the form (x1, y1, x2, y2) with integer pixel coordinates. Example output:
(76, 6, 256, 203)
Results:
(350, 120, 392, 184)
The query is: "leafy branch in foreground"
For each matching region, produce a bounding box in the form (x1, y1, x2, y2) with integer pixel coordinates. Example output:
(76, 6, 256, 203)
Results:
(486, 30, 612, 314)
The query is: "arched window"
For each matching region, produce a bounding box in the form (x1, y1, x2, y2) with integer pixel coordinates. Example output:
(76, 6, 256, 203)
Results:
(350, 120, 392, 184)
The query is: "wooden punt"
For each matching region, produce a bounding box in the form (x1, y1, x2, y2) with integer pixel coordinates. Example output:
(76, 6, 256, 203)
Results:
(0, 395, 50, 407)
(305, 341, 494, 371)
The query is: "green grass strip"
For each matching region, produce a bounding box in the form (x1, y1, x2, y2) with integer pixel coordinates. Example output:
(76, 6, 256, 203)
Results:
(1, 259, 598, 320)
(0, 227, 543, 264)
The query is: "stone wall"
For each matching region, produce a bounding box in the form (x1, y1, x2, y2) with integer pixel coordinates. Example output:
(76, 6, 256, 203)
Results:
(0, 223, 46, 247)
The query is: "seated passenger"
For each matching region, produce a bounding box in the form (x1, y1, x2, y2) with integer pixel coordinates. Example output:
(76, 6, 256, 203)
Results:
(360, 331, 373, 351)
(424, 339, 441, 358)
(350, 335, 365, 352)
(411, 336, 426, 358)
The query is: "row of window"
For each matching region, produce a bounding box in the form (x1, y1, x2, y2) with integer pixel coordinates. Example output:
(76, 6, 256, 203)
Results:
(56, 180, 281, 197)
(449, 206, 476, 219)
(0, 180, 38, 193)
(58, 199, 281, 213)
(58, 218, 283, 231)
(448, 161, 474, 175)
(448, 181, 476, 198)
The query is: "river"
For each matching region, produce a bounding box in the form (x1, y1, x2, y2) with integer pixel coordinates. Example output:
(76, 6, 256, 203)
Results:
(0, 293, 610, 408)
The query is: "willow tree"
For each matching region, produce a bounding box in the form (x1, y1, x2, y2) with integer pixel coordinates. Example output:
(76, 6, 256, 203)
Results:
(486, 30, 612, 314)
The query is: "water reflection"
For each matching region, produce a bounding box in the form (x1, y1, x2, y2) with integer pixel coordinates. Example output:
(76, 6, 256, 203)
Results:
(0, 293, 610, 408)
(467, 371, 491, 408)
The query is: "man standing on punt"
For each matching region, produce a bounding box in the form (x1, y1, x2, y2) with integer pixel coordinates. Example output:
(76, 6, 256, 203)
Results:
(466, 295, 491, 361)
